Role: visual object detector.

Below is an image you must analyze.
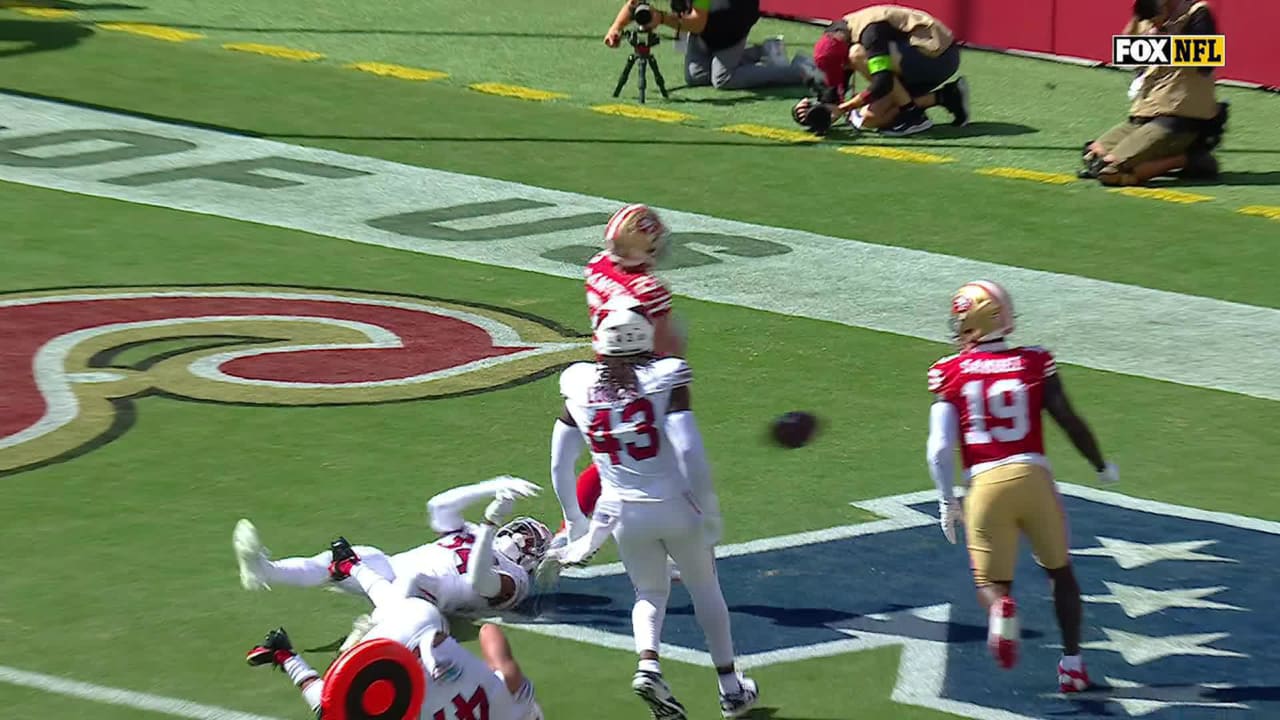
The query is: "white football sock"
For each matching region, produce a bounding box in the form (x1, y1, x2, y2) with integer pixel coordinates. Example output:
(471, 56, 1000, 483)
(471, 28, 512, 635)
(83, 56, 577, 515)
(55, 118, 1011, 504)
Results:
(262, 553, 331, 586)
(1060, 654, 1083, 671)
(717, 671, 742, 696)
(282, 655, 318, 687)
(632, 591, 668, 657)
(638, 659, 661, 675)
(300, 680, 323, 713)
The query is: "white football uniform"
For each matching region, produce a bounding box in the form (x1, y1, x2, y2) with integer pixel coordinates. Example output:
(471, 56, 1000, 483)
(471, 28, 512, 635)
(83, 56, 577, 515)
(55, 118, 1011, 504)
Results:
(388, 525, 531, 614)
(559, 357, 693, 503)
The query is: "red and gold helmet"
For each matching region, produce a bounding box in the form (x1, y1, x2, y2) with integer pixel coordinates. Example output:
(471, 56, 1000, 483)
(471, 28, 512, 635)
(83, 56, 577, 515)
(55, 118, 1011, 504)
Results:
(949, 280, 1016, 347)
(604, 203, 668, 269)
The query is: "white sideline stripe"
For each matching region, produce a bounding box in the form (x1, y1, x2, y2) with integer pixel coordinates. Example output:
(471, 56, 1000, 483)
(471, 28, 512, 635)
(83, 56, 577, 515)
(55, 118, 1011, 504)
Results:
(0, 93, 1277, 401)
(0, 665, 285, 720)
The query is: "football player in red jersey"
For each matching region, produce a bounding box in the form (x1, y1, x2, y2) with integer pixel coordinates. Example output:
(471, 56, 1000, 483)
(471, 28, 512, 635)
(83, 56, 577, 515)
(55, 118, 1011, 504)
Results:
(555, 204, 687, 544)
(925, 280, 1119, 693)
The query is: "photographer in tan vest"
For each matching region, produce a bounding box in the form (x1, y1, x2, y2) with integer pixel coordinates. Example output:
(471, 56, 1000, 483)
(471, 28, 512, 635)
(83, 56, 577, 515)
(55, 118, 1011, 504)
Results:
(1080, 0, 1228, 186)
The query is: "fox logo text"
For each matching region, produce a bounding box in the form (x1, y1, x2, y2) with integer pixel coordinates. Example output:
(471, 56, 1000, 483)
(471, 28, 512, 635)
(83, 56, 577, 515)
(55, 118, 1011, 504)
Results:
(1112, 35, 1226, 67)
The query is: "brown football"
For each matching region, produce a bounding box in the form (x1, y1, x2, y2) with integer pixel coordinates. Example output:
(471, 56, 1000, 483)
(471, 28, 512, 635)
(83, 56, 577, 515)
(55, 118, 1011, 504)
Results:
(772, 411, 818, 449)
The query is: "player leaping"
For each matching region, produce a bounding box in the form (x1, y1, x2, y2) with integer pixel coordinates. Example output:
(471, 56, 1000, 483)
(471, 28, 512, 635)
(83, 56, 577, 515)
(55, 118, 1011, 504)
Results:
(548, 299, 757, 719)
(926, 280, 1119, 693)
(554, 203, 687, 545)
(232, 476, 552, 616)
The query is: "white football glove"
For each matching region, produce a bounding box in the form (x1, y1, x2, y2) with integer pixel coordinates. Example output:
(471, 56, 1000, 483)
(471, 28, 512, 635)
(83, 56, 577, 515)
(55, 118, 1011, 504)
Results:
(940, 497, 963, 544)
(485, 490, 518, 526)
(1097, 462, 1120, 485)
(479, 475, 541, 500)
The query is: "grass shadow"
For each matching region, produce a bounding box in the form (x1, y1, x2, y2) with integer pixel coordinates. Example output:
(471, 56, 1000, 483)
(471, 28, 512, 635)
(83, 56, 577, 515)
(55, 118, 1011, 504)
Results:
(0, 18, 94, 58)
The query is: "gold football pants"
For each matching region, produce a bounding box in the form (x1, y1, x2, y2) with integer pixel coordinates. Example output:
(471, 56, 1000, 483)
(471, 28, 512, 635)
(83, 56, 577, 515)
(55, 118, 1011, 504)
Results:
(964, 463, 1069, 586)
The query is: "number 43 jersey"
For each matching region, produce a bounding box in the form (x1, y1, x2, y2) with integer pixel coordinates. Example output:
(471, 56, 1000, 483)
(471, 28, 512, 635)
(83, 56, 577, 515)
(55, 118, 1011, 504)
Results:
(928, 343, 1057, 477)
(560, 357, 692, 503)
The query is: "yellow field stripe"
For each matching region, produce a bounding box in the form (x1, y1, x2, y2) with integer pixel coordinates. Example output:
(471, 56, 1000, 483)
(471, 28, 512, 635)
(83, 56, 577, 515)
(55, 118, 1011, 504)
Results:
(1109, 187, 1214, 205)
(839, 146, 954, 164)
(223, 43, 325, 62)
(976, 167, 1077, 185)
(1238, 205, 1280, 221)
(98, 23, 204, 42)
(469, 83, 567, 101)
(718, 124, 819, 143)
(347, 62, 448, 82)
(14, 7, 74, 18)
(592, 104, 694, 123)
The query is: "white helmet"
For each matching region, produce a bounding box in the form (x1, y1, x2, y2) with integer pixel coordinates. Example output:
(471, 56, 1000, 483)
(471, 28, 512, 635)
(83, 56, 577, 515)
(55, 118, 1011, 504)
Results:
(604, 203, 668, 269)
(593, 298, 654, 357)
(495, 517, 552, 573)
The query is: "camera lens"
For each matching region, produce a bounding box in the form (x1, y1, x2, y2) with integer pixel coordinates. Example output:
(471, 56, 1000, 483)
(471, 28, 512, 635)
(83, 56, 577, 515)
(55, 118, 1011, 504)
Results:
(633, 3, 653, 25)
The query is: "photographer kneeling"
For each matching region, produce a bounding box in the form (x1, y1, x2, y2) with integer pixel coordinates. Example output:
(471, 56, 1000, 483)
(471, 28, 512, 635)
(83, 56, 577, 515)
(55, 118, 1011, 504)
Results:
(1080, 0, 1227, 186)
(604, 0, 810, 90)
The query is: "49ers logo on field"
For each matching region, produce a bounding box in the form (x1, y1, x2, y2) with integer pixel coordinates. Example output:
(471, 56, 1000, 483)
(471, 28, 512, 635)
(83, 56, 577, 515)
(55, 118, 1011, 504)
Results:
(0, 285, 590, 476)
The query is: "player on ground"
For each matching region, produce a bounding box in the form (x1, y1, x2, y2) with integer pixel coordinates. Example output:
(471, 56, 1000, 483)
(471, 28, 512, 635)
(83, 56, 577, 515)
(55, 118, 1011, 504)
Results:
(246, 500, 543, 720)
(926, 280, 1119, 692)
(557, 203, 687, 544)
(232, 477, 551, 615)
(548, 299, 758, 719)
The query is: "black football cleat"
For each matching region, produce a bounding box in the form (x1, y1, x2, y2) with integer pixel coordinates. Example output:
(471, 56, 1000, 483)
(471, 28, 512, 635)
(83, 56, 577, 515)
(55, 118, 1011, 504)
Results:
(246, 627, 295, 668)
(327, 537, 360, 581)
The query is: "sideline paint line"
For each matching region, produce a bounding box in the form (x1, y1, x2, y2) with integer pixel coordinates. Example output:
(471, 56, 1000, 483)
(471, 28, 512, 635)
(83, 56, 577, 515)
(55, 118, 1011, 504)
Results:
(15, 7, 74, 18)
(1239, 205, 1280, 221)
(718, 124, 820, 143)
(1110, 187, 1213, 205)
(976, 167, 1077, 185)
(347, 62, 448, 82)
(469, 83, 568, 102)
(0, 664, 285, 720)
(591, 104, 694, 123)
(223, 43, 325, 62)
(0, 92, 1276, 402)
(98, 23, 205, 42)
(839, 146, 954, 164)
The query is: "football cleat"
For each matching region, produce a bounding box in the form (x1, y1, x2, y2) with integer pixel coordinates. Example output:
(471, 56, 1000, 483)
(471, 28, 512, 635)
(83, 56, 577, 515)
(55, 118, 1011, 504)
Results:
(246, 627, 295, 668)
(631, 670, 688, 720)
(233, 519, 271, 591)
(988, 595, 1020, 669)
(327, 537, 360, 581)
(1058, 658, 1091, 693)
(880, 106, 933, 137)
(720, 675, 760, 718)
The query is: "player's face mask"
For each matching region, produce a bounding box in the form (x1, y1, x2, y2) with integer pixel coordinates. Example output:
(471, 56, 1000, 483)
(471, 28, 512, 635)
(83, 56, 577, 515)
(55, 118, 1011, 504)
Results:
(496, 517, 552, 573)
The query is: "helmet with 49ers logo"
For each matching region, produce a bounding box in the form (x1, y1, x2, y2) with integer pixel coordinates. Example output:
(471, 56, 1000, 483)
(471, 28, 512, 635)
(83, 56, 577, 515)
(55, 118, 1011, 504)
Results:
(950, 280, 1016, 347)
(604, 203, 668, 269)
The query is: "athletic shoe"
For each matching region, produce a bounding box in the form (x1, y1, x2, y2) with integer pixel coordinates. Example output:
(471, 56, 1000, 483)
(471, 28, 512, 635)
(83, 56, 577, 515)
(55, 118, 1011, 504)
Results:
(246, 627, 295, 668)
(762, 36, 788, 67)
(988, 595, 1019, 669)
(1058, 658, 1091, 693)
(339, 613, 376, 653)
(233, 519, 270, 591)
(632, 670, 688, 720)
(936, 76, 970, 127)
(720, 674, 760, 718)
(328, 537, 360, 581)
(881, 108, 934, 137)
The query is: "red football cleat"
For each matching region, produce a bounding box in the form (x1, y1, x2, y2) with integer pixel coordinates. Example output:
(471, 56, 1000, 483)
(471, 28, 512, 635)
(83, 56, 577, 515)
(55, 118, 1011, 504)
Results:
(1058, 659, 1091, 693)
(988, 595, 1019, 669)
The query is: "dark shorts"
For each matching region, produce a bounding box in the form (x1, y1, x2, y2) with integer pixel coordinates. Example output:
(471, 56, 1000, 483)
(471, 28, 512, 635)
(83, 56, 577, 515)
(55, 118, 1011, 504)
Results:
(896, 41, 961, 97)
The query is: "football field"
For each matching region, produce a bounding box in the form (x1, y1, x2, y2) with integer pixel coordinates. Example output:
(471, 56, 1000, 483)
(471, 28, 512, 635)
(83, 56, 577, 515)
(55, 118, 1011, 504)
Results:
(1, 2, 1278, 719)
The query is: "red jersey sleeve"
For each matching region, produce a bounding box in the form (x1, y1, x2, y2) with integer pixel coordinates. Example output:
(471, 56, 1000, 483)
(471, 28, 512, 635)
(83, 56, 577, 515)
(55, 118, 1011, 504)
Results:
(927, 355, 959, 399)
(629, 273, 672, 318)
(1024, 345, 1058, 380)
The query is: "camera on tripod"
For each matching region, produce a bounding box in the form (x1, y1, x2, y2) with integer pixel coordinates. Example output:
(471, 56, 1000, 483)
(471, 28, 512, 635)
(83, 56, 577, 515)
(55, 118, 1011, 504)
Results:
(629, 0, 690, 28)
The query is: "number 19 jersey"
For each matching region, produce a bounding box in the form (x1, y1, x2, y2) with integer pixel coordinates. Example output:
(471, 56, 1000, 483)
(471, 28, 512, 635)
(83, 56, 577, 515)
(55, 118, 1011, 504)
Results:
(927, 343, 1057, 476)
(560, 357, 692, 502)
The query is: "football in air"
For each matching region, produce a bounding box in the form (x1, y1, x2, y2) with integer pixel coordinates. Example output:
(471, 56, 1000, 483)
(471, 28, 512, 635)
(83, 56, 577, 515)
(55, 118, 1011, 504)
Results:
(771, 411, 818, 449)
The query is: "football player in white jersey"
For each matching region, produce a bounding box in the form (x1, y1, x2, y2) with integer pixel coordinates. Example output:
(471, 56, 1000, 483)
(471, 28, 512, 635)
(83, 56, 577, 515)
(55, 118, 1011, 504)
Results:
(232, 477, 552, 616)
(546, 298, 759, 720)
(245, 495, 543, 720)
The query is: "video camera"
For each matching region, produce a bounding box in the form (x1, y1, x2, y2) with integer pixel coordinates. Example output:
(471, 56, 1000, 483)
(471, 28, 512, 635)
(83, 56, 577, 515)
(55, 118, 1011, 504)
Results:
(631, 0, 690, 27)
(792, 75, 841, 136)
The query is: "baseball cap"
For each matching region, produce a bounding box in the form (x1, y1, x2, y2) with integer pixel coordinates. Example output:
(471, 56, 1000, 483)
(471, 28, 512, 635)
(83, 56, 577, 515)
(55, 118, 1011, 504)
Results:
(813, 34, 851, 97)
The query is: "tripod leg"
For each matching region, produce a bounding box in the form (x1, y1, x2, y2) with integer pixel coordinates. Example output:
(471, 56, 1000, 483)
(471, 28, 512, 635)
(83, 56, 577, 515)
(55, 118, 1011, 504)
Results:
(648, 55, 670, 99)
(613, 55, 639, 98)
(637, 57, 649, 104)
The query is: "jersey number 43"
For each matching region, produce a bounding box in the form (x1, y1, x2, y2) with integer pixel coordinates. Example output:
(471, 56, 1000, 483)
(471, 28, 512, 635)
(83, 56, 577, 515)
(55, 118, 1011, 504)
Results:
(587, 398, 660, 465)
(961, 378, 1031, 445)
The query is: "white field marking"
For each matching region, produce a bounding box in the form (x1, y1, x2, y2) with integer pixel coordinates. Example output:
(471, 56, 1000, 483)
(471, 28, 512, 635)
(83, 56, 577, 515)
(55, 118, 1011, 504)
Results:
(0, 664, 285, 720)
(0, 290, 586, 449)
(0, 94, 1277, 401)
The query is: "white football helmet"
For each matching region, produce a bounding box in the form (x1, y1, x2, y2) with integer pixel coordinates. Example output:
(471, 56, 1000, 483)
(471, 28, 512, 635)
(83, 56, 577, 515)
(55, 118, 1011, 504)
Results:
(495, 517, 552, 573)
(604, 203, 668, 269)
(593, 299, 655, 356)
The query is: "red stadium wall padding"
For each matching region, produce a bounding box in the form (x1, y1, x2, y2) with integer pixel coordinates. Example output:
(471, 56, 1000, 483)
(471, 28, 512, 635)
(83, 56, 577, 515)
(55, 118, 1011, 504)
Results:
(761, 0, 1277, 88)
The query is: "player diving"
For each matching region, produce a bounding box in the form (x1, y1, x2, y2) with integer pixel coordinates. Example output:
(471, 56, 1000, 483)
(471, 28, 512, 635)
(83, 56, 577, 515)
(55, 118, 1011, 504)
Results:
(925, 279, 1120, 692)
(232, 476, 553, 616)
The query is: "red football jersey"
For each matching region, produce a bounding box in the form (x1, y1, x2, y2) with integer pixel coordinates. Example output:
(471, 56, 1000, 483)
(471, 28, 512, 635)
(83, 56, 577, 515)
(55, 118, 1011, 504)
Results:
(584, 251, 672, 326)
(928, 344, 1058, 474)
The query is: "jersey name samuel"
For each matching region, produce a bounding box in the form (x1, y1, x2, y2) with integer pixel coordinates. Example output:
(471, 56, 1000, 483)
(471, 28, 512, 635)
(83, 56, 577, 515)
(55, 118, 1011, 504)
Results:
(959, 357, 1026, 374)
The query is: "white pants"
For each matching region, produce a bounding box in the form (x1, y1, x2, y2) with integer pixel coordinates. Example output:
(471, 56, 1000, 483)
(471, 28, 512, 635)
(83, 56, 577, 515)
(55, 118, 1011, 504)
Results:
(608, 496, 737, 668)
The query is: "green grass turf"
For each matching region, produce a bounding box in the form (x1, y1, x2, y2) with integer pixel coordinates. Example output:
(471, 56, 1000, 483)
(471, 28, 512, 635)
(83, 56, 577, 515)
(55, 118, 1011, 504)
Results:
(15, 0, 1280, 207)
(0, 6, 1277, 720)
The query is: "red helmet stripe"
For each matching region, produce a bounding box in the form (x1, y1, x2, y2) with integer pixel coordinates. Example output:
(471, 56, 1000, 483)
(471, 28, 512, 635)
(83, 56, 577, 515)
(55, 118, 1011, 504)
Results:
(604, 203, 651, 241)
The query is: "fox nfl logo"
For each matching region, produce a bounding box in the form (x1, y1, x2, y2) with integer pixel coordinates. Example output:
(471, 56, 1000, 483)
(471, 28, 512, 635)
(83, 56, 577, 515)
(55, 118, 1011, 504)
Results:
(1112, 35, 1225, 67)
